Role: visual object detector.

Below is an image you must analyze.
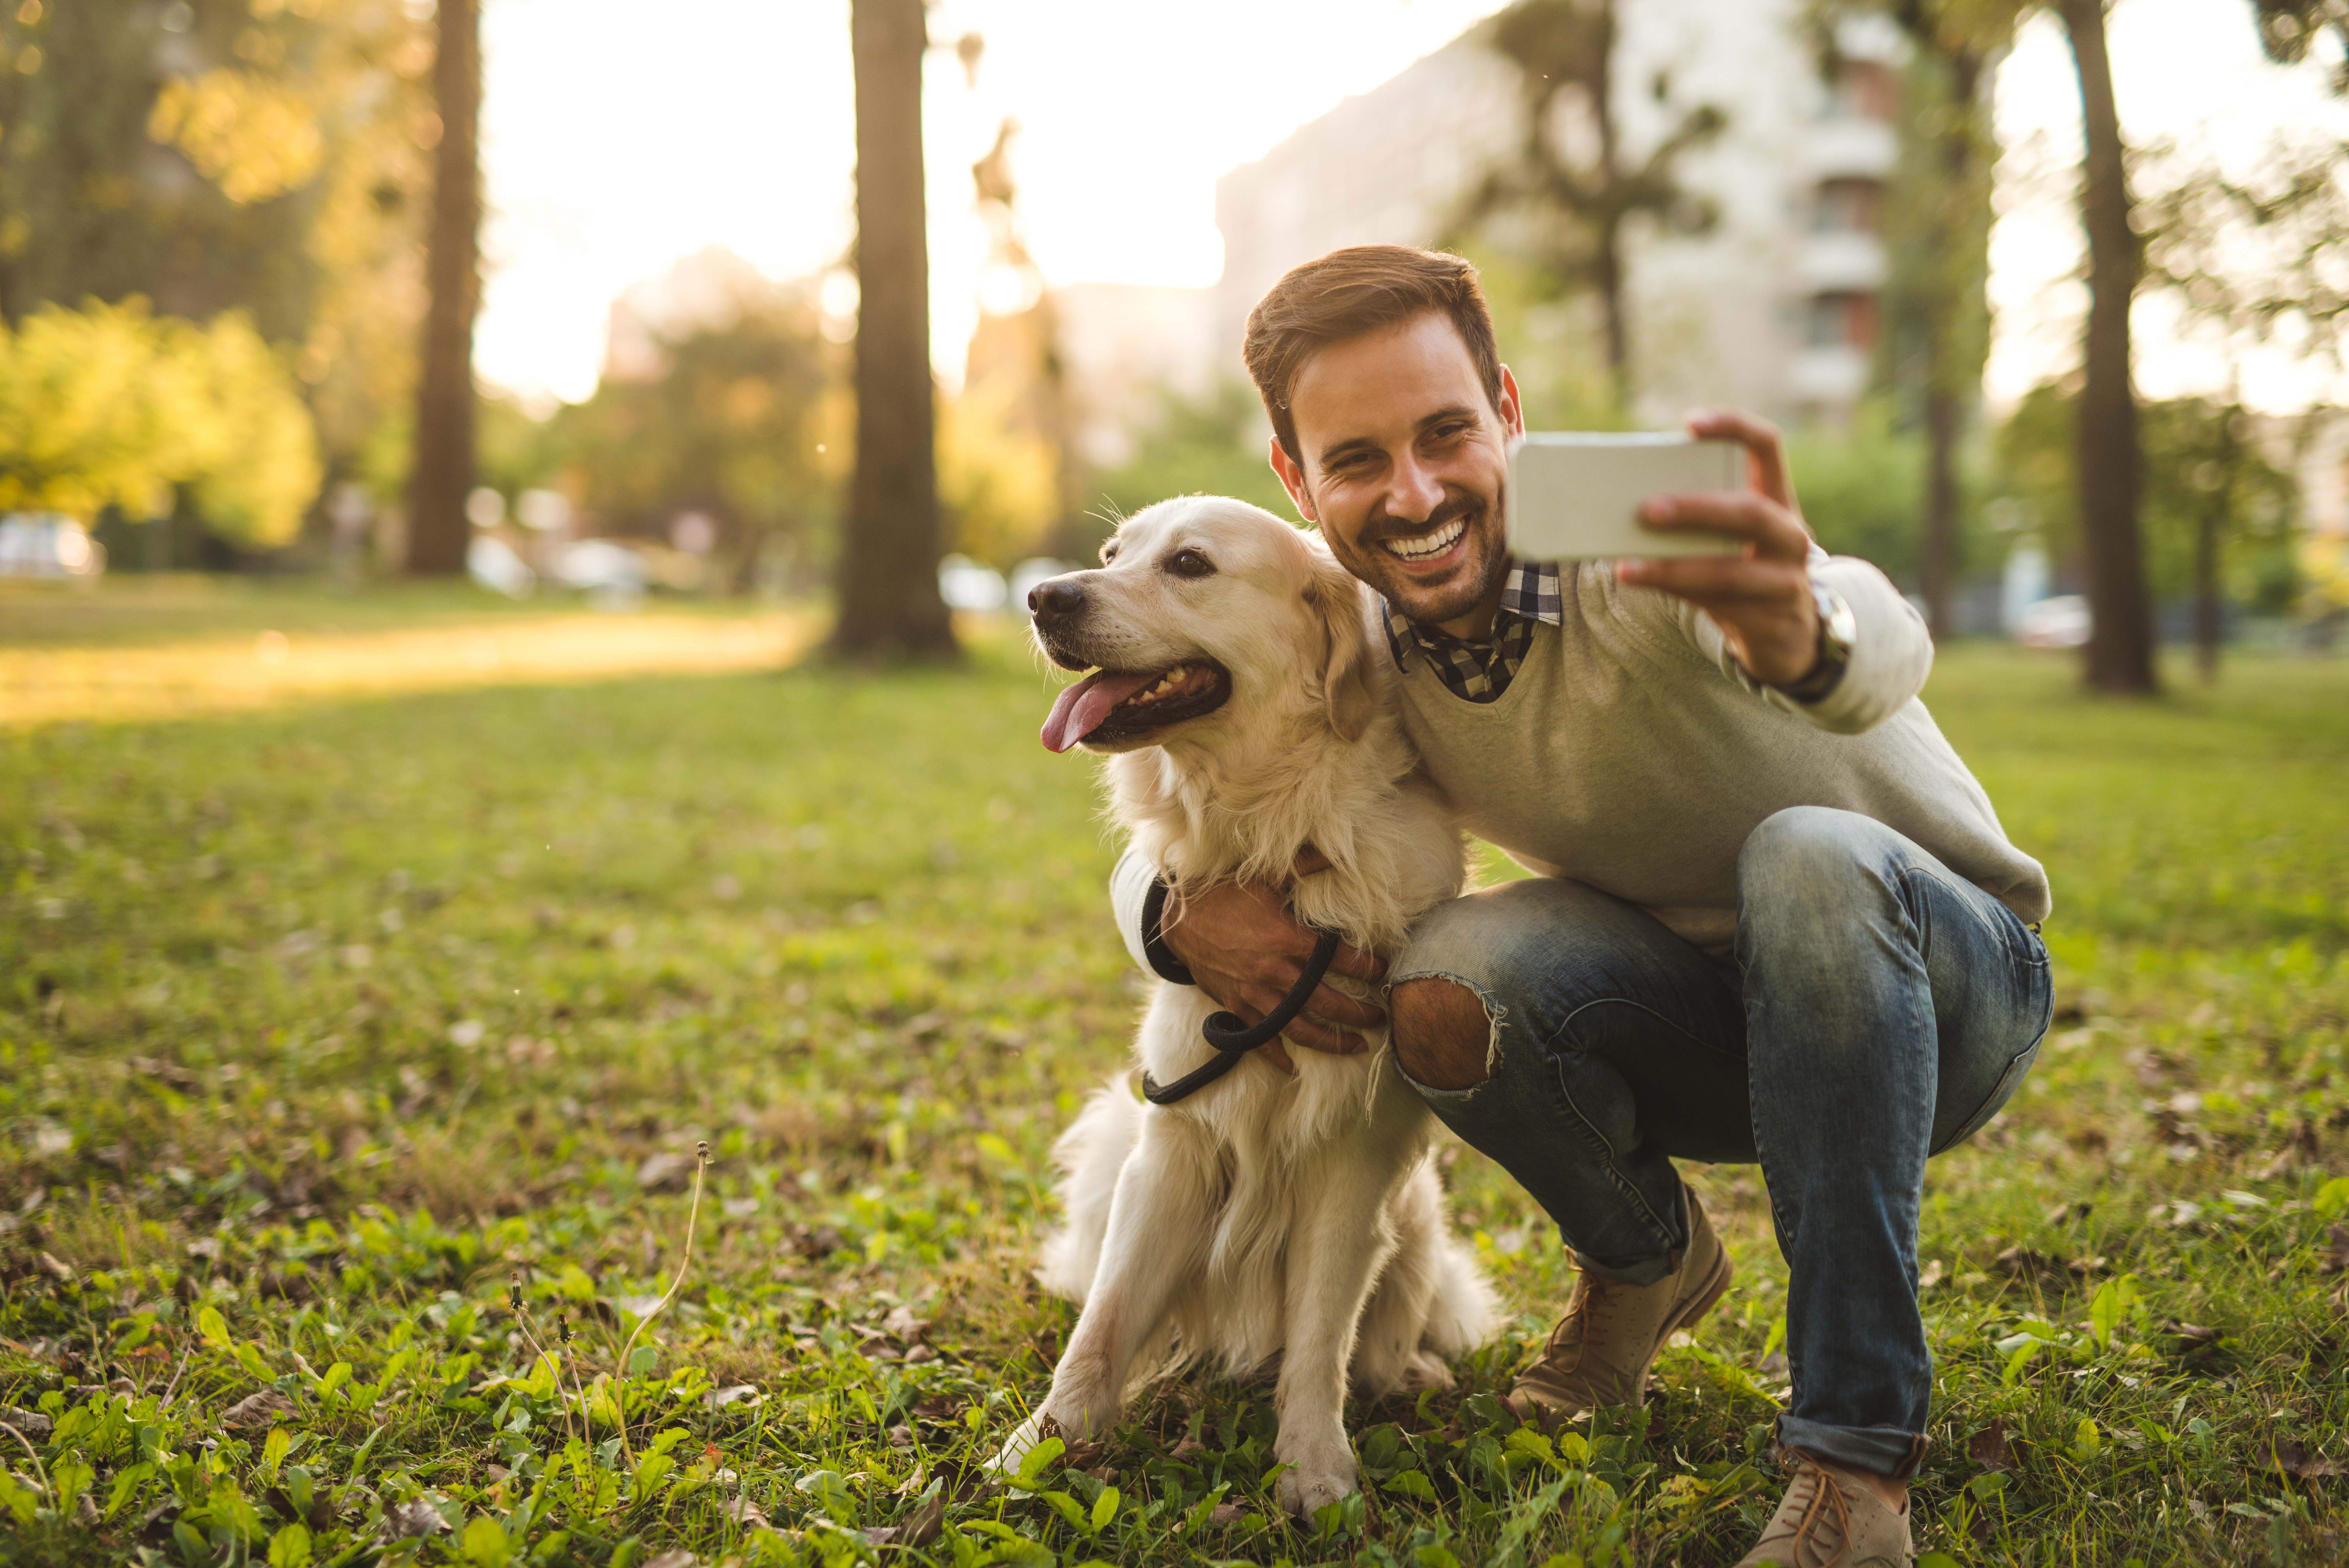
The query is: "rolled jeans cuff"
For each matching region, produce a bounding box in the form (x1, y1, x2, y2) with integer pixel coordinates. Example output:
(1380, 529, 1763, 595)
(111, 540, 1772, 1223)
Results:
(1775, 1415, 1928, 1480)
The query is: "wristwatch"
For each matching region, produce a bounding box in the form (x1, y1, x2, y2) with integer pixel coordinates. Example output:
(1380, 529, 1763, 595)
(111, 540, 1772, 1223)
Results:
(1772, 581, 1855, 704)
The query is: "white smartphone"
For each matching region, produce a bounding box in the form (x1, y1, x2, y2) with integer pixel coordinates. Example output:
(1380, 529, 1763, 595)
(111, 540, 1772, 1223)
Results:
(1506, 433, 1745, 560)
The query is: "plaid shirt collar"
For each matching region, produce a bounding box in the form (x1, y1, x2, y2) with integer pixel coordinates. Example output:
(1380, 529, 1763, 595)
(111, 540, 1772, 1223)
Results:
(1381, 556, 1569, 662)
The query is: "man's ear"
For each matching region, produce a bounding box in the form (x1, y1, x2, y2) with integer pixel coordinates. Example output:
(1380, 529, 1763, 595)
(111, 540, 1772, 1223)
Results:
(1308, 561, 1374, 742)
(1269, 436, 1317, 523)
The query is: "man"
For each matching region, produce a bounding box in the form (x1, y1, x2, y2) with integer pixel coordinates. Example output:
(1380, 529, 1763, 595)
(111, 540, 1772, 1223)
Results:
(1103, 246, 2051, 1567)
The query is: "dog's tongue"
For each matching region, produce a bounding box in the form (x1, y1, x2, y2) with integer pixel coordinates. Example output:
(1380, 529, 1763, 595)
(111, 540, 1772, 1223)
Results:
(1041, 668, 1158, 753)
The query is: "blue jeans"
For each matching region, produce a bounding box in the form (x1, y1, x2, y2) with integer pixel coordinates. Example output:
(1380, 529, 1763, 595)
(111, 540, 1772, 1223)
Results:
(1393, 806, 2053, 1478)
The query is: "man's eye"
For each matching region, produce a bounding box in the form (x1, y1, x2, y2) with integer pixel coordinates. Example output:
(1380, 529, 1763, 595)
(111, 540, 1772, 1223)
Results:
(1165, 548, 1215, 578)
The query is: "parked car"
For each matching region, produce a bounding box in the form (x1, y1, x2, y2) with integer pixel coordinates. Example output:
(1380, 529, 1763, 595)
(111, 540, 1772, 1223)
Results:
(0, 513, 105, 579)
(2014, 594, 2091, 650)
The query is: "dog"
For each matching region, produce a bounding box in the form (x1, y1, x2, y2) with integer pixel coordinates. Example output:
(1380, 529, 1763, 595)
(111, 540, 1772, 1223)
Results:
(997, 495, 1495, 1516)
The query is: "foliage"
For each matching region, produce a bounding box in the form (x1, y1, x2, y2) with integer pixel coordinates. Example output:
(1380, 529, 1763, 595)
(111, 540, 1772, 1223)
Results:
(1082, 381, 1299, 544)
(1, 600, 2347, 1564)
(0, 299, 321, 547)
(1990, 381, 2302, 612)
(2142, 137, 2349, 369)
(939, 375, 1062, 571)
(1447, 0, 1726, 404)
(551, 288, 844, 582)
(1788, 399, 1932, 584)
(0, 0, 435, 472)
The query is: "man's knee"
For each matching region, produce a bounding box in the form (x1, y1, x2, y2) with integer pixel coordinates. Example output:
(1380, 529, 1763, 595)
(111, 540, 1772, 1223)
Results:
(1390, 978, 1496, 1091)
(1739, 806, 1900, 921)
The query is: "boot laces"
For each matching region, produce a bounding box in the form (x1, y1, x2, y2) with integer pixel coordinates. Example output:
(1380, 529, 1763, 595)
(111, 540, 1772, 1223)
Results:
(1773, 1450, 1854, 1568)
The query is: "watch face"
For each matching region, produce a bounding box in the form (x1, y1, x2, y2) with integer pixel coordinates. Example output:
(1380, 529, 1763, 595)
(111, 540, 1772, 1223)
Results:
(1818, 585, 1857, 652)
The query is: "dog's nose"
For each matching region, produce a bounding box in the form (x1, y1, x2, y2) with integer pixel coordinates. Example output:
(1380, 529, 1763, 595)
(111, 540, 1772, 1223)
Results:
(1029, 577, 1087, 621)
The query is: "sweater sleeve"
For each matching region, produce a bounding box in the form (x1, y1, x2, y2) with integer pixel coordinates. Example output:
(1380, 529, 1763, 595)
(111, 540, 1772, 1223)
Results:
(1675, 547, 1933, 736)
(1109, 843, 1158, 974)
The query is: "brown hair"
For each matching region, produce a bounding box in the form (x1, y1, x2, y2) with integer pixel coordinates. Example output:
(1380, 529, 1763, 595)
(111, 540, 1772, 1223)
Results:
(1242, 245, 1503, 467)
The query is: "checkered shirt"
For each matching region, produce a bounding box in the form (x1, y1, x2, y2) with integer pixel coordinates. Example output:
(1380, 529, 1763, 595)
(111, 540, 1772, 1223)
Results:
(1382, 560, 1564, 704)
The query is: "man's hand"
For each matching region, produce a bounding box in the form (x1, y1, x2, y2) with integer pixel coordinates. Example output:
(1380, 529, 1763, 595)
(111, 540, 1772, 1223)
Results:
(1158, 850, 1390, 1073)
(1615, 408, 1823, 688)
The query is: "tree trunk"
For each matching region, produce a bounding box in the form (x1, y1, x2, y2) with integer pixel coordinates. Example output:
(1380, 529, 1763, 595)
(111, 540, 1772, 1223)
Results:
(1590, 0, 1631, 411)
(405, 0, 481, 578)
(2193, 506, 2220, 680)
(2058, 0, 2157, 693)
(833, 0, 955, 659)
(1915, 45, 1986, 644)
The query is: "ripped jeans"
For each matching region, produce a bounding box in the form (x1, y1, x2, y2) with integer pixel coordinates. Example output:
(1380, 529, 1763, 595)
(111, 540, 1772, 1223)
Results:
(1393, 806, 2053, 1478)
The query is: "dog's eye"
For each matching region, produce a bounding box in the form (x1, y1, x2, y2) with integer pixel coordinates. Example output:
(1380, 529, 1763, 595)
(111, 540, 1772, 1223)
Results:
(1165, 548, 1215, 579)
(1101, 541, 1120, 564)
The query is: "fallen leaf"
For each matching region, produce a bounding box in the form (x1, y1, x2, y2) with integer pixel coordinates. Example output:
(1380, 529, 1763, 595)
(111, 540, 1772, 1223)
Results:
(635, 1152, 696, 1193)
(380, 1499, 451, 1541)
(704, 1383, 761, 1408)
(883, 1305, 930, 1343)
(644, 1552, 697, 1568)
(898, 1492, 945, 1547)
(36, 1252, 74, 1283)
(222, 1390, 295, 1431)
(1169, 1438, 1207, 1460)
(0, 1406, 53, 1441)
(2320, 1226, 2349, 1275)
(2272, 1438, 2349, 1479)
(1918, 1259, 1945, 1289)
(1207, 1502, 1244, 1525)
(1062, 1438, 1109, 1469)
(721, 1497, 770, 1530)
(1968, 1420, 2014, 1472)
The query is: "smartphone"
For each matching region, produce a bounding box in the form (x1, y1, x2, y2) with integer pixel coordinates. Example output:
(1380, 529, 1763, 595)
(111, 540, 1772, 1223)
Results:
(1505, 433, 1745, 560)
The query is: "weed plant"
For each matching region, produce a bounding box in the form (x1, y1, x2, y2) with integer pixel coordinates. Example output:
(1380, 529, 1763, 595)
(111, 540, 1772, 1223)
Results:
(2, 599, 2346, 1566)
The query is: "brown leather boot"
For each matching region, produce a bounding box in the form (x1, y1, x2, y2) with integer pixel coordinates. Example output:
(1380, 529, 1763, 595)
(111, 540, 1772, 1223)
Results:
(1732, 1448, 1913, 1567)
(1507, 1187, 1732, 1420)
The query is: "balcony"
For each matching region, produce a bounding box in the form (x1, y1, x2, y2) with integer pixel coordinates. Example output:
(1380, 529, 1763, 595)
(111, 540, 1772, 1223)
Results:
(1798, 232, 1887, 293)
(1788, 346, 1871, 408)
(1801, 118, 1896, 181)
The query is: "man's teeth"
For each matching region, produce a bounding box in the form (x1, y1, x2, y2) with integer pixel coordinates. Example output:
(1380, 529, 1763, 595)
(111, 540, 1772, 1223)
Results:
(1383, 518, 1465, 559)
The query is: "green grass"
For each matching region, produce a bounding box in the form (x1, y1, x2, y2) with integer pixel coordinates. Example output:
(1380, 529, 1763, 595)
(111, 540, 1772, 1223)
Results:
(3, 592, 2347, 1568)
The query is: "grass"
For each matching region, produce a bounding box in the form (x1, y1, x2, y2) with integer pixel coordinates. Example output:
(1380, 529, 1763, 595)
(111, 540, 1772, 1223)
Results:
(2, 581, 2347, 1568)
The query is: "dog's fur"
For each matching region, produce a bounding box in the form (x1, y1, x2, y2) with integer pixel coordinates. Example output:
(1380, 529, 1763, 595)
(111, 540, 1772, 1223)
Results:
(1000, 496, 1495, 1516)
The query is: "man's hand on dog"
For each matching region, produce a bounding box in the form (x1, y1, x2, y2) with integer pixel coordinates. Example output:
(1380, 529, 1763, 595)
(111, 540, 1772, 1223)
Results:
(1616, 408, 1823, 688)
(1161, 849, 1388, 1069)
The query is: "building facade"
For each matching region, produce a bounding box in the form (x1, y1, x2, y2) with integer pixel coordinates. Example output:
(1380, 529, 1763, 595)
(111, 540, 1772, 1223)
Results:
(1210, 0, 1907, 428)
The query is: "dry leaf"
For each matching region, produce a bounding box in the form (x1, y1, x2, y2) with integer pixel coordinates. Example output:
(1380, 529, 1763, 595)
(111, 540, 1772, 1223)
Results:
(644, 1552, 697, 1568)
(1968, 1420, 2014, 1472)
(2272, 1438, 2349, 1479)
(380, 1499, 451, 1541)
(222, 1390, 295, 1431)
(721, 1497, 771, 1531)
(898, 1492, 945, 1547)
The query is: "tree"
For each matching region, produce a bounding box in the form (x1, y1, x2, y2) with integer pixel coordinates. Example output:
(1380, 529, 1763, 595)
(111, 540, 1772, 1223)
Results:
(553, 281, 843, 586)
(1448, 0, 1725, 411)
(2057, 0, 2158, 692)
(1834, 0, 2022, 639)
(0, 299, 321, 547)
(406, 0, 481, 577)
(0, 0, 432, 543)
(832, 0, 955, 658)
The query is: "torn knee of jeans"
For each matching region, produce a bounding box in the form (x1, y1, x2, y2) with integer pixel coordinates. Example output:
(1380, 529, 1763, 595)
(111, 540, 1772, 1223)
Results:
(1390, 976, 1501, 1090)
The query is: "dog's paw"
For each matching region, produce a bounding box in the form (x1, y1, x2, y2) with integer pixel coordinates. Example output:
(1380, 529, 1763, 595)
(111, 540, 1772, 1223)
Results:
(989, 1410, 1064, 1476)
(1274, 1443, 1358, 1518)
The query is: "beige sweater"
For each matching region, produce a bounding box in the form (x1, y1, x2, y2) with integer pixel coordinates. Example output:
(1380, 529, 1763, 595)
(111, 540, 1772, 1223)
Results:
(1113, 552, 2049, 962)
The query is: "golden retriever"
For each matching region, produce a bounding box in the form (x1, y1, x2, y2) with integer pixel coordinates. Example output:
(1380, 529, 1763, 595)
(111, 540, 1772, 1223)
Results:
(997, 495, 1495, 1516)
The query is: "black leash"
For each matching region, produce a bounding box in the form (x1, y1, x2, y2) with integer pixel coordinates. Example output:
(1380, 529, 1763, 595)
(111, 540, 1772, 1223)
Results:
(1141, 927, 1344, 1105)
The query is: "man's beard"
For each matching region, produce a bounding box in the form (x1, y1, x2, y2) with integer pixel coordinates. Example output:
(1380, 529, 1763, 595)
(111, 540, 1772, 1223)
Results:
(1333, 489, 1510, 627)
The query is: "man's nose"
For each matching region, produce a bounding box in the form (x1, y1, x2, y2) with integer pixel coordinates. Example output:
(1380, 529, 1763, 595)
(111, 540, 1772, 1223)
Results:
(1387, 451, 1445, 520)
(1029, 576, 1087, 623)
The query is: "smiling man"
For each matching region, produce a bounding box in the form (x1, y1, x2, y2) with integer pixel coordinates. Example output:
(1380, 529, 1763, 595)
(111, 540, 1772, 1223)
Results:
(1102, 246, 2053, 1567)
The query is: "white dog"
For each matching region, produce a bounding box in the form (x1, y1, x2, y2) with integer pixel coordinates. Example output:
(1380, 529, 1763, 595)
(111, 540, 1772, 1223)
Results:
(998, 496, 1495, 1516)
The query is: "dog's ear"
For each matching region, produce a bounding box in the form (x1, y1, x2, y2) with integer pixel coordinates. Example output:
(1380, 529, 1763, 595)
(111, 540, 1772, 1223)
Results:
(1307, 561, 1375, 742)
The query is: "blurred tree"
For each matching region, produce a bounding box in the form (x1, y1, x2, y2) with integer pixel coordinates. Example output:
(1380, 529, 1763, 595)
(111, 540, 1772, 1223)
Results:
(406, 0, 480, 576)
(957, 118, 1082, 565)
(0, 0, 433, 540)
(1991, 380, 2298, 668)
(1447, 0, 1725, 410)
(2251, 0, 2349, 90)
(2057, 0, 2158, 692)
(1786, 399, 1931, 582)
(1813, 0, 2020, 639)
(552, 288, 842, 587)
(1086, 381, 1299, 536)
(0, 299, 320, 547)
(834, 0, 954, 657)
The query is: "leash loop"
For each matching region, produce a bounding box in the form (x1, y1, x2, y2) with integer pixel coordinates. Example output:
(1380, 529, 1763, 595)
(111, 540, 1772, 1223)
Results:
(1142, 927, 1344, 1106)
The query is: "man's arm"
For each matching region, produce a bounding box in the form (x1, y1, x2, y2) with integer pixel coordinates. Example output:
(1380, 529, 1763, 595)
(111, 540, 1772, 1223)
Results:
(1107, 844, 1388, 1064)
